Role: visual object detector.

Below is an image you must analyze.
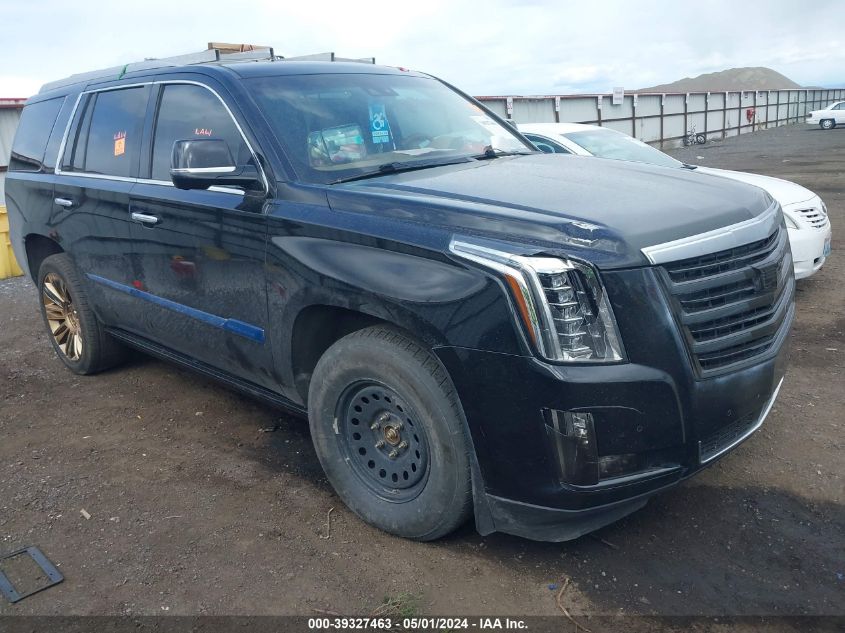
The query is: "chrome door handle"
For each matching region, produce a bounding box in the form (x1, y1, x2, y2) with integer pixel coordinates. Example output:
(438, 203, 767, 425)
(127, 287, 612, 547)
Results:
(54, 197, 74, 208)
(130, 211, 160, 225)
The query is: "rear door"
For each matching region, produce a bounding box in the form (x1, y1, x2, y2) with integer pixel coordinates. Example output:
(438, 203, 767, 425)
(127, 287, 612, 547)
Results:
(126, 80, 274, 388)
(53, 84, 150, 328)
(834, 102, 845, 124)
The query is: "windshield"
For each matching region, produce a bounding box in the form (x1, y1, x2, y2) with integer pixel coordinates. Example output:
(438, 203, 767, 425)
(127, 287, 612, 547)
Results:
(563, 129, 682, 169)
(247, 72, 533, 184)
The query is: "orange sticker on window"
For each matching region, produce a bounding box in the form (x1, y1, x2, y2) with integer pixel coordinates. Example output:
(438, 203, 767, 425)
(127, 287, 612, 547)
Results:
(114, 131, 126, 156)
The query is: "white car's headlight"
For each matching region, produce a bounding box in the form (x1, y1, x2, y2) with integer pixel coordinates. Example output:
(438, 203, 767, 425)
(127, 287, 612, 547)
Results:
(450, 237, 625, 363)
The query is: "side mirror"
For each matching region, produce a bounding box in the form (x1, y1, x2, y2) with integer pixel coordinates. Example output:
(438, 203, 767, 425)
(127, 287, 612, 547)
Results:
(170, 139, 262, 191)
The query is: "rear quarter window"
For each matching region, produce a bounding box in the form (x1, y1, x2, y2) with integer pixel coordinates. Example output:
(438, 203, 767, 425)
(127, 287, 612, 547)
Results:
(9, 97, 65, 172)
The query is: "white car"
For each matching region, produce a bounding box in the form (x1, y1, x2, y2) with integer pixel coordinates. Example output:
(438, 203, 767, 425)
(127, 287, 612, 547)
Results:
(805, 101, 845, 129)
(519, 122, 832, 279)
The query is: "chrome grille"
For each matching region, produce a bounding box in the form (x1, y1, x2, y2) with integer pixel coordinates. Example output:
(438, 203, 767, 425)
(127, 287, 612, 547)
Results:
(795, 206, 829, 229)
(660, 226, 794, 375)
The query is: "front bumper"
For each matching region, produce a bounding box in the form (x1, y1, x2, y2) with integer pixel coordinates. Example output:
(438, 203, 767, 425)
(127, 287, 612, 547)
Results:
(434, 260, 792, 541)
(788, 224, 831, 280)
(437, 343, 788, 541)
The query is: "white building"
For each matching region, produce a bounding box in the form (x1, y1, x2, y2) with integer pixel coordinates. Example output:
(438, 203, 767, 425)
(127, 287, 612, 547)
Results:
(0, 99, 26, 203)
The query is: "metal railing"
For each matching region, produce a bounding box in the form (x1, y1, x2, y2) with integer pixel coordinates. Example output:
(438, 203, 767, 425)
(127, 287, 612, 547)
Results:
(475, 89, 845, 148)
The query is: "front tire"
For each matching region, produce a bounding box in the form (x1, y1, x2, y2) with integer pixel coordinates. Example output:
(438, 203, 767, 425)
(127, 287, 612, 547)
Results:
(308, 326, 472, 540)
(38, 254, 127, 375)
(696, 133, 706, 144)
(820, 119, 835, 130)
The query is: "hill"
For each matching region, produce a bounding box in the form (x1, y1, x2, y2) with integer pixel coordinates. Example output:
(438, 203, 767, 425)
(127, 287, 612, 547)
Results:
(638, 67, 802, 92)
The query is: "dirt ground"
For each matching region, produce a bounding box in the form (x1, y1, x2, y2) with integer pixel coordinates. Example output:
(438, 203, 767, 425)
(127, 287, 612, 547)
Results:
(0, 124, 842, 625)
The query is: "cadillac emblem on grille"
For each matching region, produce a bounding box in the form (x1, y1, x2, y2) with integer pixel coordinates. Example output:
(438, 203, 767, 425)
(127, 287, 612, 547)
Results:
(751, 261, 780, 292)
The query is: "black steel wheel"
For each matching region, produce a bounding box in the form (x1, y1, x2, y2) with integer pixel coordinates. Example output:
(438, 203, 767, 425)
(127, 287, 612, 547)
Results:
(338, 381, 430, 502)
(308, 326, 472, 541)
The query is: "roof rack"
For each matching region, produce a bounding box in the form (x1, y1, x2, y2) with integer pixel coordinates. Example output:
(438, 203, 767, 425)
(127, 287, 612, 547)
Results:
(283, 52, 376, 64)
(39, 47, 275, 94)
(39, 47, 376, 94)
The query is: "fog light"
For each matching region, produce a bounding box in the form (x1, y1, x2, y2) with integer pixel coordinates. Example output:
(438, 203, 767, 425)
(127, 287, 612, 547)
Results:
(598, 454, 639, 479)
(544, 410, 599, 486)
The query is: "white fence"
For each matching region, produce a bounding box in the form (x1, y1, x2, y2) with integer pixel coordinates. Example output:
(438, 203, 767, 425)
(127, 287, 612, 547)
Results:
(475, 89, 845, 147)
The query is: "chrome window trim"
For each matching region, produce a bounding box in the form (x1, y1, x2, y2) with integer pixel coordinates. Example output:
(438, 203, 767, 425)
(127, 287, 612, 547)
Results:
(53, 79, 268, 196)
(641, 201, 781, 265)
(138, 179, 244, 195)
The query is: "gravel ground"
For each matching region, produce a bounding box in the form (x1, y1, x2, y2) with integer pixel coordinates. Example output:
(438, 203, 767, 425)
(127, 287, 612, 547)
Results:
(0, 123, 842, 626)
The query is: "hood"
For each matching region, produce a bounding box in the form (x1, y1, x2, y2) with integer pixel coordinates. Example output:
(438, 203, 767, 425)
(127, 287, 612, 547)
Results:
(696, 166, 816, 208)
(327, 154, 773, 269)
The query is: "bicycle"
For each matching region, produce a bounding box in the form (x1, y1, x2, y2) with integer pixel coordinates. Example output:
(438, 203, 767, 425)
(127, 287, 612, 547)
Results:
(682, 124, 706, 146)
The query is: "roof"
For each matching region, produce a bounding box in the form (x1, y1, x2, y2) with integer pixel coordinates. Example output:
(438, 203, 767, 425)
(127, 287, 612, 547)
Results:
(221, 60, 419, 78)
(39, 48, 411, 96)
(517, 122, 604, 135)
(0, 98, 26, 109)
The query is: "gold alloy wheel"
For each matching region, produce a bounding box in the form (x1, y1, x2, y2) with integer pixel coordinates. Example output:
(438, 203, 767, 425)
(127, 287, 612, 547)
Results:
(42, 273, 83, 361)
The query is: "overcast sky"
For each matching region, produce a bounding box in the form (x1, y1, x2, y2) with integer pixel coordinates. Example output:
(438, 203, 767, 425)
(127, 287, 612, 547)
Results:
(1, 0, 842, 98)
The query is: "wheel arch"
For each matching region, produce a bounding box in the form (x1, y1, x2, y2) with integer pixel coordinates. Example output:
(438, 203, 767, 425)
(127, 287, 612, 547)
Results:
(24, 233, 65, 281)
(289, 302, 448, 405)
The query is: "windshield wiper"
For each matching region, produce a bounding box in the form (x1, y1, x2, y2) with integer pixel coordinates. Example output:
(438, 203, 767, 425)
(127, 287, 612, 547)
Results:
(473, 146, 535, 160)
(331, 156, 475, 184)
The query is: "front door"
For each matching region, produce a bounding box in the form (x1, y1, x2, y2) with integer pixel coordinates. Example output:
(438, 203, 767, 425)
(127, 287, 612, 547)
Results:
(126, 81, 274, 389)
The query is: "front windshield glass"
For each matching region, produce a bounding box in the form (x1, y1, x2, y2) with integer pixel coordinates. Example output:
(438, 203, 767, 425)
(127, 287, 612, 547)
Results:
(248, 72, 533, 184)
(563, 129, 682, 169)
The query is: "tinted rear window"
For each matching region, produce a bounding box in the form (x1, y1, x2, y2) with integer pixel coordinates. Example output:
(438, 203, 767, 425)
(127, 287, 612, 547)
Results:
(9, 97, 65, 172)
(62, 87, 147, 178)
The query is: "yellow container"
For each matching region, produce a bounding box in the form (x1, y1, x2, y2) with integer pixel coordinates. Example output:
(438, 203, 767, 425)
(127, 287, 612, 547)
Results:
(0, 205, 24, 279)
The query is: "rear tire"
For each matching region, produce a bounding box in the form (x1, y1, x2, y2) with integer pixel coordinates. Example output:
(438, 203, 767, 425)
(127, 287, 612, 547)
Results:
(37, 254, 127, 375)
(308, 326, 472, 541)
(820, 119, 835, 130)
(696, 134, 706, 145)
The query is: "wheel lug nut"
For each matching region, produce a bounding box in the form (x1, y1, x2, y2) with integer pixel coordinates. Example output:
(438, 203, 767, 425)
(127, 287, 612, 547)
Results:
(388, 450, 398, 459)
(375, 440, 385, 449)
(370, 422, 380, 431)
(398, 441, 408, 450)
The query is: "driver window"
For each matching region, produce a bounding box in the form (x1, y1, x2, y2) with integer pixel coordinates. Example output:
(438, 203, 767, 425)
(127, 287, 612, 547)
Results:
(150, 84, 249, 181)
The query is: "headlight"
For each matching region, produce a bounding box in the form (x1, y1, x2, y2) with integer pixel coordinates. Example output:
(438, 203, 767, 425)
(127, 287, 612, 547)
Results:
(450, 237, 625, 362)
(783, 213, 800, 230)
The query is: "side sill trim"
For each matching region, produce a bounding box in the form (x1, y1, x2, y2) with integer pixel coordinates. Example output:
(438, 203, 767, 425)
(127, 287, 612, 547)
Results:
(86, 273, 265, 344)
(106, 327, 304, 416)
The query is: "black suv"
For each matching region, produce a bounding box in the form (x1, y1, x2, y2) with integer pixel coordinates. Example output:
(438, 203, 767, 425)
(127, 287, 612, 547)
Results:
(5, 53, 793, 542)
